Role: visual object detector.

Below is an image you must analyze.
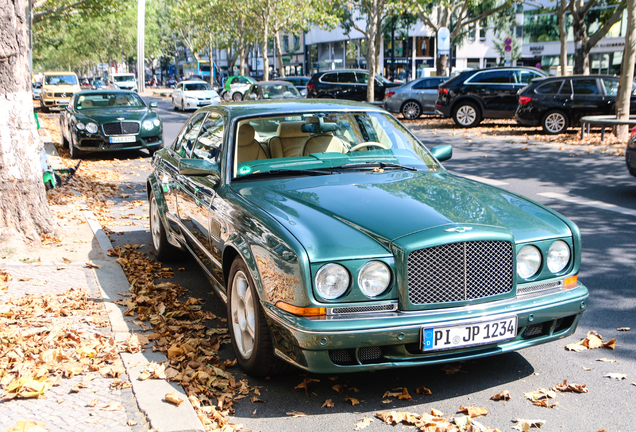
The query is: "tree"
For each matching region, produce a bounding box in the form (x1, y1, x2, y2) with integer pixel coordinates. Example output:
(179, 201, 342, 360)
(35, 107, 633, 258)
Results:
(33, 0, 121, 24)
(568, 0, 626, 74)
(1, 0, 56, 245)
(558, 0, 568, 75)
(615, 0, 635, 139)
(411, 0, 518, 76)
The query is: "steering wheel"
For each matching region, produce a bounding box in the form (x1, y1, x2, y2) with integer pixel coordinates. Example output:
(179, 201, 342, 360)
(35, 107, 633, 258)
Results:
(349, 141, 389, 152)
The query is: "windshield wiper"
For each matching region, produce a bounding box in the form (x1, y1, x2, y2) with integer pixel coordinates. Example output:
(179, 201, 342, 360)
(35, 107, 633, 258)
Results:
(330, 161, 417, 171)
(236, 169, 333, 180)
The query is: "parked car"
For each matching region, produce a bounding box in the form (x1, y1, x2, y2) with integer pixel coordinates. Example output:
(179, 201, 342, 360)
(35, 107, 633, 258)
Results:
(108, 73, 138, 92)
(172, 80, 222, 111)
(306, 70, 400, 102)
(626, 126, 636, 177)
(383, 77, 448, 119)
(276, 76, 310, 97)
(244, 81, 302, 100)
(41, 71, 81, 112)
(435, 67, 547, 127)
(59, 90, 163, 159)
(221, 75, 256, 101)
(515, 75, 636, 134)
(32, 82, 42, 100)
(90, 78, 108, 90)
(166, 78, 177, 89)
(147, 99, 588, 377)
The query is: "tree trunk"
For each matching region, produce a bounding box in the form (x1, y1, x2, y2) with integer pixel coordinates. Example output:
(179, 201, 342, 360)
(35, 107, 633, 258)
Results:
(208, 38, 215, 86)
(261, 21, 269, 81)
(559, 0, 569, 75)
(275, 30, 285, 78)
(615, 0, 636, 139)
(0, 0, 56, 245)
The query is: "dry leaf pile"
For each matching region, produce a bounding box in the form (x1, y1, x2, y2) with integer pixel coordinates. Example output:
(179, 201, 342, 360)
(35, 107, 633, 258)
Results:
(0, 288, 125, 400)
(375, 409, 501, 432)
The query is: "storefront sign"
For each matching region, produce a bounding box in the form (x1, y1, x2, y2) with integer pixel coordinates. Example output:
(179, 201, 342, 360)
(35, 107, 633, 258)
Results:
(529, 45, 544, 54)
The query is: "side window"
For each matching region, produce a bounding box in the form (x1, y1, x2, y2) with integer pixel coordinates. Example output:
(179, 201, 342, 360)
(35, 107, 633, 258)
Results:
(356, 72, 369, 84)
(173, 112, 207, 157)
(412, 79, 427, 90)
(321, 73, 338, 83)
(535, 81, 563, 94)
(559, 80, 573, 95)
(572, 79, 599, 95)
(338, 72, 356, 83)
(471, 71, 513, 84)
(192, 112, 224, 162)
(602, 79, 619, 96)
(515, 70, 542, 85)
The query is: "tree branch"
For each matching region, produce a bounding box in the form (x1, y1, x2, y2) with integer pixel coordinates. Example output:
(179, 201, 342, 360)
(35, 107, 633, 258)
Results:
(33, 0, 89, 24)
(586, 0, 626, 49)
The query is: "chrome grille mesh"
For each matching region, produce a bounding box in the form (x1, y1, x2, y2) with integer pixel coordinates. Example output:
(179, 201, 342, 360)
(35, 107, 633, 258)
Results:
(103, 122, 140, 135)
(331, 304, 397, 315)
(407, 241, 514, 305)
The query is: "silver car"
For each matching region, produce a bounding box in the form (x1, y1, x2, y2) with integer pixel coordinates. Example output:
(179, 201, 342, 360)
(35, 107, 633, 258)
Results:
(383, 77, 447, 120)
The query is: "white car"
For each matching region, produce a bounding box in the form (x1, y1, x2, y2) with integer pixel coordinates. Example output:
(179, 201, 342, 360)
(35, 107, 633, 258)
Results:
(172, 80, 222, 111)
(109, 73, 138, 92)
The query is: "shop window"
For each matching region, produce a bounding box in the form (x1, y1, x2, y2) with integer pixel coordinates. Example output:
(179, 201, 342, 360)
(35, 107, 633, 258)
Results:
(416, 37, 434, 57)
(467, 58, 480, 69)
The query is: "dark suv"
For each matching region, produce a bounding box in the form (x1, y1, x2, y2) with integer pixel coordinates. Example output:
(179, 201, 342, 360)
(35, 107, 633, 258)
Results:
(306, 70, 400, 102)
(515, 75, 636, 134)
(435, 67, 547, 127)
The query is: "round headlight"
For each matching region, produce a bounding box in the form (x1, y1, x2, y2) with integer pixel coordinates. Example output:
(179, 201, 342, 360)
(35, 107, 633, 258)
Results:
(517, 245, 542, 279)
(315, 263, 349, 300)
(85, 122, 98, 134)
(547, 240, 570, 273)
(75, 122, 85, 131)
(358, 261, 391, 297)
(153, 118, 161, 127)
(142, 120, 154, 131)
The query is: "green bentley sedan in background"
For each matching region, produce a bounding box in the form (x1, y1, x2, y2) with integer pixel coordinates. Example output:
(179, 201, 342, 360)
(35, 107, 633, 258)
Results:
(59, 90, 163, 158)
(147, 100, 588, 376)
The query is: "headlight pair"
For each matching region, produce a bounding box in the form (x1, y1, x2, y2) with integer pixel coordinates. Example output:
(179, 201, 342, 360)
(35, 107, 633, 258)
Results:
(517, 240, 570, 279)
(142, 118, 161, 131)
(315, 261, 391, 300)
(76, 122, 98, 133)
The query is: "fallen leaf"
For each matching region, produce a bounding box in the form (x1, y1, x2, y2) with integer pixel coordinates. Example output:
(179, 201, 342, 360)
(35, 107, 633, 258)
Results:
(250, 396, 266, 403)
(617, 327, 630, 331)
(165, 392, 184, 406)
(321, 399, 334, 408)
(524, 388, 556, 402)
(532, 399, 558, 408)
(3, 420, 49, 432)
(345, 397, 360, 406)
(101, 402, 123, 411)
(85, 262, 102, 269)
(597, 358, 617, 363)
(459, 406, 489, 417)
(441, 364, 462, 374)
(397, 388, 412, 401)
(430, 408, 444, 416)
(415, 386, 432, 395)
(354, 417, 373, 430)
(381, 399, 391, 404)
(512, 418, 545, 431)
(287, 411, 307, 417)
(127, 420, 138, 426)
(491, 390, 511, 401)
(604, 373, 626, 380)
(552, 380, 588, 393)
(332, 384, 346, 393)
(582, 367, 592, 371)
(87, 399, 98, 407)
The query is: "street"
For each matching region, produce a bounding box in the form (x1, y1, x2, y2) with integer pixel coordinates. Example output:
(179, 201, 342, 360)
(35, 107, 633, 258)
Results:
(72, 95, 633, 431)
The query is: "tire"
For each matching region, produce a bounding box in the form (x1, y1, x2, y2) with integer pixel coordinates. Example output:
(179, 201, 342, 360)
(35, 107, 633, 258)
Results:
(172, 99, 178, 111)
(41, 104, 49, 113)
(149, 194, 180, 262)
(401, 101, 422, 120)
(227, 257, 289, 377)
(60, 123, 70, 149)
(69, 135, 83, 159)
(542, 110, 569, 135)
(453, 102, 482, 127)
(232, 92, 243, 102)
(181, 100, 185, 111)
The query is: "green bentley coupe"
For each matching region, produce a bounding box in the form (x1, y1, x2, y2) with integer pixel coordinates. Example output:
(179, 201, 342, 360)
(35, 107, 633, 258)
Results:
(59, 90, 163, 158)
(147, 100, 588, 376)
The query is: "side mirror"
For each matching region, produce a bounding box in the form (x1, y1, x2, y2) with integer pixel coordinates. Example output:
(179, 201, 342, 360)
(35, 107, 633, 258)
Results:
(430, 144, 452, 162)
(149, 102, 158, 108)
(178, 158, 220, 179)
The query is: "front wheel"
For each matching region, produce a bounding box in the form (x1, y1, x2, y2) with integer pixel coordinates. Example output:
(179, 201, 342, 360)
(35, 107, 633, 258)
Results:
(172, 99, 178, 111)
(232, 92, 243, 102)
(453, 102, 481, 127)
(227, 257, 288, 377)
(149, 194, 179, 261)
(542, 111, 569, 135)
(401, 101, 422, 120)
(69, 135, 83, 159)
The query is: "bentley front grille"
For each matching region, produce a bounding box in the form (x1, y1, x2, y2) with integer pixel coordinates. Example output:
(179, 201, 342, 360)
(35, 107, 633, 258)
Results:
(407, 241, 514, 305)
(103, 122, 140, 135)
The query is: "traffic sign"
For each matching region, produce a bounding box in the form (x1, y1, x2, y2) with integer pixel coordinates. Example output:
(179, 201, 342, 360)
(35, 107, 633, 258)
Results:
(438, 27, 450, 52)
(504, 37, 513, 46)
(504, 45, 512, 52)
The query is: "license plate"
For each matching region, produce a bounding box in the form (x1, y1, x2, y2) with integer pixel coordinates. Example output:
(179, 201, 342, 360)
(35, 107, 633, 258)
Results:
(198, 101, 209, 106)
(109, 136, 136, 143)
(422, 316, 517, 351)
(57, 100, 68, 104)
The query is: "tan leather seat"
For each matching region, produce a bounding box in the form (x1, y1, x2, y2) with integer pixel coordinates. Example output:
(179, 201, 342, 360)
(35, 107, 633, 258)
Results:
(237, 124, 268, 164)
(81, 99, 94, 108)
(269, 122, 310, 159)
(303, 134, 347, 155)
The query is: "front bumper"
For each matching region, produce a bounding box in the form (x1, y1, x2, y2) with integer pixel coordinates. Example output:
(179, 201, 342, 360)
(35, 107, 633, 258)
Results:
(76, 134, 163, 152)
(42, 98, 71, 109)
(264, 283, 588, 373)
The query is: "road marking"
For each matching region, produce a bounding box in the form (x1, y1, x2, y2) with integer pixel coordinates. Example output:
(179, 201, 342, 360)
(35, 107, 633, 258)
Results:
(538, 192, 636, 217)
(460, 174, 509, 186)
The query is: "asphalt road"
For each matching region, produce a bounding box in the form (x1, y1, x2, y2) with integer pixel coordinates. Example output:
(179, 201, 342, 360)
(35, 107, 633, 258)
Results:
(103, 96, 635, 432)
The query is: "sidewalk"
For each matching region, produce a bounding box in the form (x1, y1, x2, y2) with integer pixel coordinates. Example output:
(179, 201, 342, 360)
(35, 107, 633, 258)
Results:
(0, 149, 203, 432)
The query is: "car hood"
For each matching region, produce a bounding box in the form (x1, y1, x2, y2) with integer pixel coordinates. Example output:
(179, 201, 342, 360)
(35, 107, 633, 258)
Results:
(114, 82, 136, 88)
(235, 171, 571, 262)
(42, 84, 80, 93)
(79, 108, 149, 123)
(184, 90, 219, 98)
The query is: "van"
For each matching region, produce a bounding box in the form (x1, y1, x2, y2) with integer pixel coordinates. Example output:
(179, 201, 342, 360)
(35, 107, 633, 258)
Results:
(108, 73, 138, 92)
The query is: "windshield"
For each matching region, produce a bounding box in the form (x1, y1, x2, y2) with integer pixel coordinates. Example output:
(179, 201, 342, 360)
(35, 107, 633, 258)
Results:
(233, 111, 441, 179)
(114, 75, 136, 82)
(376, 74, 391, 84)
(184, 83, 213, 91)
(45, 75, 78, 86)
(261, 84, 300, 99)
(76, 93, 145, 109)
(91, 79, 104, 85)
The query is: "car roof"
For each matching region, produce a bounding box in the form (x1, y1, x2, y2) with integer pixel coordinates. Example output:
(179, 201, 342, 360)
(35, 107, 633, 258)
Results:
(74, 89, 139, 96)
(43, 71, 76, 76)
(197, 99, 387, 117)
(256, 81, 295, 85)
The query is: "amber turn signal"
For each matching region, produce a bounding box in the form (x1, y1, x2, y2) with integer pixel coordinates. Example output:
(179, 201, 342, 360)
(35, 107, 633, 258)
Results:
(564, 275, 578, 289)
(276, 302, 326, 316)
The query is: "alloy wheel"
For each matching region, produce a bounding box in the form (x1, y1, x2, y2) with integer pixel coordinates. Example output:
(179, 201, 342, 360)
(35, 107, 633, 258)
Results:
(402, 101, 421, 120)
(150, 196, 161, 251)
(544, 112, 566, 134)
(231, 270, 256, 359)
(456, 105, 477, 126)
